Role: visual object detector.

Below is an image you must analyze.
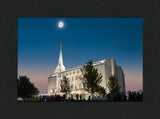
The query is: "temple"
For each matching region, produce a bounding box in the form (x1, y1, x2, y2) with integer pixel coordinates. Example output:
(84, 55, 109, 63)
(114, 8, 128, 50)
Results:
(48, 44, 126, 99)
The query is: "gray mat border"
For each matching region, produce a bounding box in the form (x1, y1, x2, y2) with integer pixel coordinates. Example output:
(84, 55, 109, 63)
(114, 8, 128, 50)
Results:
(0, 0, 160, 119)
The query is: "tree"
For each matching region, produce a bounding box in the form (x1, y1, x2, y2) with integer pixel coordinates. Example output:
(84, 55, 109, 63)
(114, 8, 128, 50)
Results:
(60, 76, 71, 97)
(107, 75, 121, 94)
(81, 60, 104, 98)
(17, 76, 39, 101)
(97, 86, 106, 97)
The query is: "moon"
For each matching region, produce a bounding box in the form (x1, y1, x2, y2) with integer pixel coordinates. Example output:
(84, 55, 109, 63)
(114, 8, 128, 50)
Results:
(58, 21, 64, 28)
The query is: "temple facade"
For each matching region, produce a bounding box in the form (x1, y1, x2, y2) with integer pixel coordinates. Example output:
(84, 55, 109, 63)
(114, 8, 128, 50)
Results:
(48, 44, 125, 98)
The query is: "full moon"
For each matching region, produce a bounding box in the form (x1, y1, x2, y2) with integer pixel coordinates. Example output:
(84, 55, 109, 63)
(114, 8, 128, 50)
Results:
(58, 21, 64, 28)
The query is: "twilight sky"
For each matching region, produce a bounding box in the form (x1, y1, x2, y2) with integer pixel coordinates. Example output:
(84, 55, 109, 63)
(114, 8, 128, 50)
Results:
(18, 18, 143, 94)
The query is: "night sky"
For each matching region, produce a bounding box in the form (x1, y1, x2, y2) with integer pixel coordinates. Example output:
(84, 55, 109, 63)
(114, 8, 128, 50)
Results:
(18, 18, 143, 94)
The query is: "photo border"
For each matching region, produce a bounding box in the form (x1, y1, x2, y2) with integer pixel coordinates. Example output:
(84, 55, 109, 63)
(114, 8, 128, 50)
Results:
(0, 0, 160, 119)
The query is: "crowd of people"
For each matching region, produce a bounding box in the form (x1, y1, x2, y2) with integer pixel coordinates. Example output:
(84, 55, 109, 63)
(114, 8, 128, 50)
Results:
(127, 91, 143, 101)
(18, 91, 143, 102)
(34, 91, 142, 102)
(106, 91, 143, 101)
(38, 94, 86, 102)
(107, 92, 127, 101)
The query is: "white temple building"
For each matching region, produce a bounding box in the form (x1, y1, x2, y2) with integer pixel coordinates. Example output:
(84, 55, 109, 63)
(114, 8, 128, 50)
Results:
(48, 44, 126, 98)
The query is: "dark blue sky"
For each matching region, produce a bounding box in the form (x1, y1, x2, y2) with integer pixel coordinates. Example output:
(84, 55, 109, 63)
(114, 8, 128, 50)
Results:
(18, 18, 143, 94)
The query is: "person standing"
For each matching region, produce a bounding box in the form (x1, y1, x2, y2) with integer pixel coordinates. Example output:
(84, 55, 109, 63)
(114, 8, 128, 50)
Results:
(76, 94, 79, 101)
(80, 95, 82, 101)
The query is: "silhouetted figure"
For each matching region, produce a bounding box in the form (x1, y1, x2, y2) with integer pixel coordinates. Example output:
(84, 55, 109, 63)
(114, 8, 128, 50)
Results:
(80, 95, 82, 101)
(136, 92, 143, 101)
(39, 96, 42, 102)
(55, 94, 57, 101)
(83, 98, 86, 102)
(88, 96, 91, 101)
(57, 95, 61, 102)
(51, 95, 54, 102)
(70, 95, 75, 102)
(63, 94, 66, 101)
(71, 95, 73, 99)
(67, 97, 71, 102)
(113, 93, 117, 101)
(107, 93, 111, 101)
(141, 92, 143, 101)
(123, 93, 127, 101)
(76, 94, 79, 101)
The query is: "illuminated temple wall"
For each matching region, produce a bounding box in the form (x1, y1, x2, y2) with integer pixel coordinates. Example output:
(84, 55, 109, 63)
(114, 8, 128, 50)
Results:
(48, 58, 125, 96)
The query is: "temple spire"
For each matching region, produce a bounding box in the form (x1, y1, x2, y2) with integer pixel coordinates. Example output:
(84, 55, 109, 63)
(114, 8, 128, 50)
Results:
(58, 43, 63, 65)
(54, 43, 65, 73)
